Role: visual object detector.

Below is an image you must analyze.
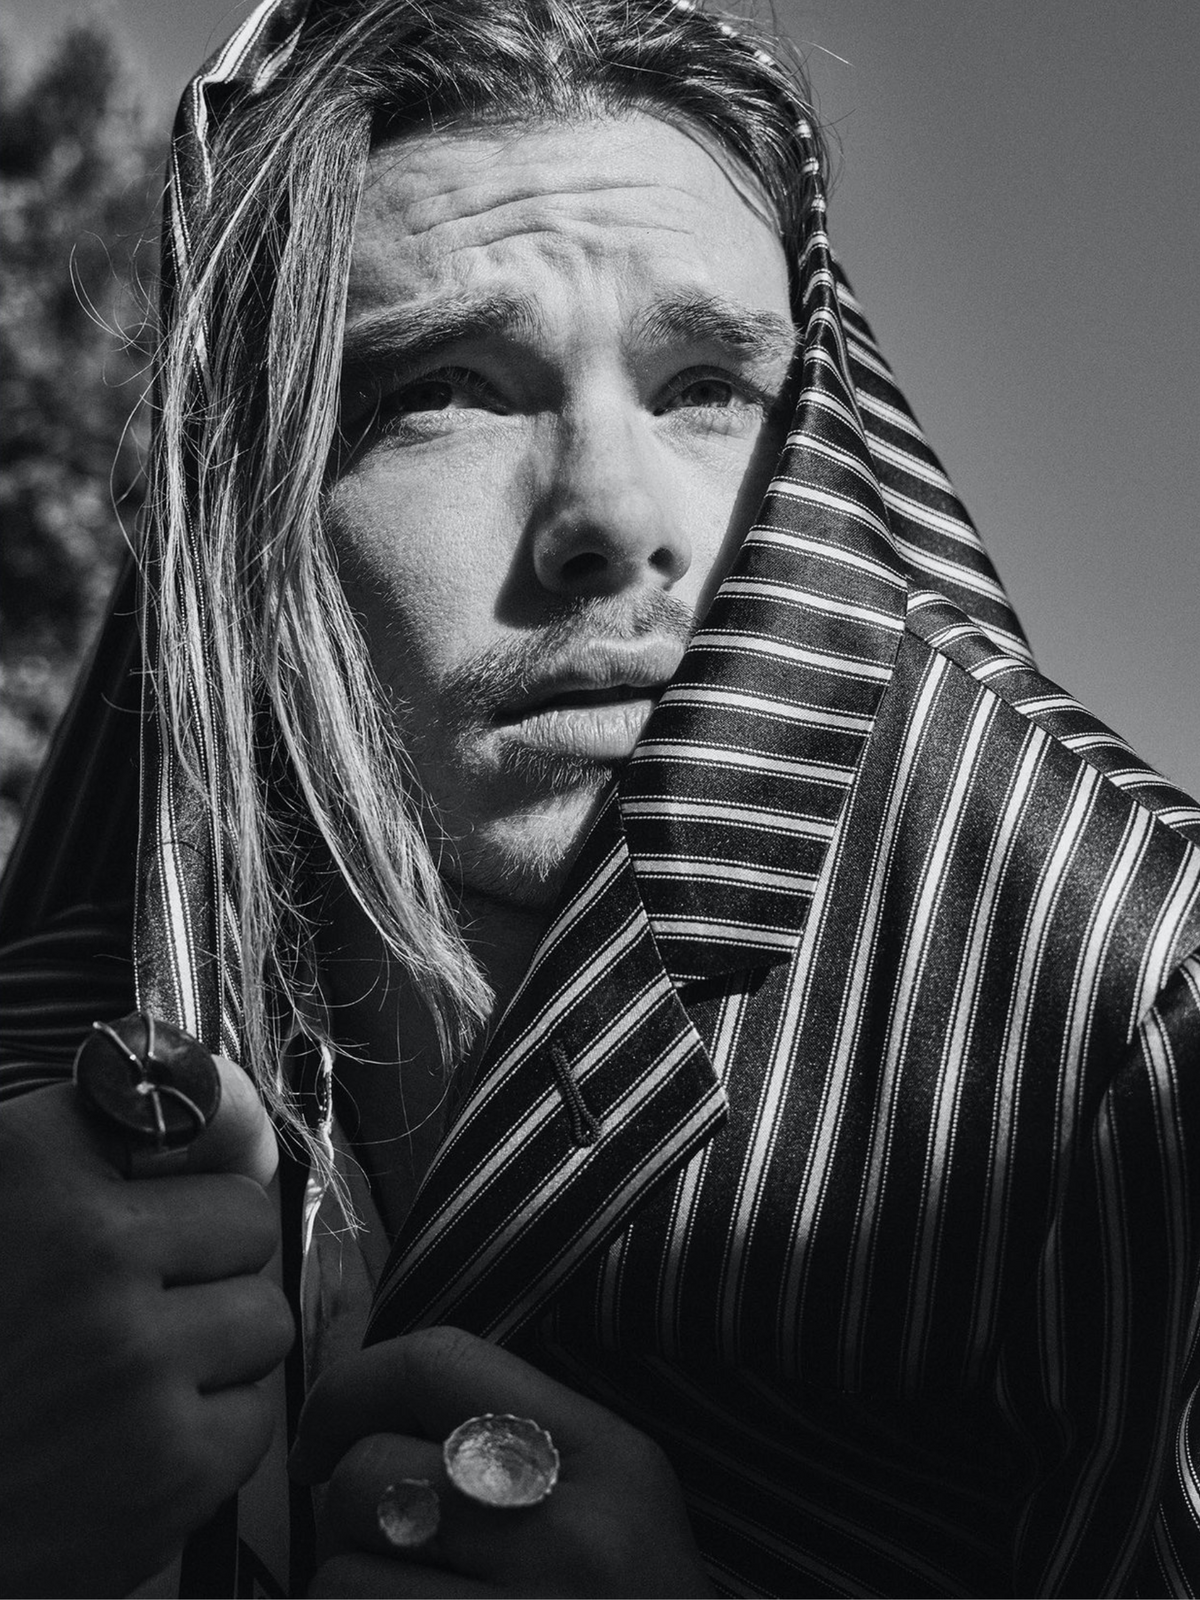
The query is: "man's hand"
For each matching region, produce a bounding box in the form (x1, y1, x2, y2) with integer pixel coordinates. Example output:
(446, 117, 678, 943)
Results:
(291, 1326, 714, 1598)
(0, 1056, 294, 1598)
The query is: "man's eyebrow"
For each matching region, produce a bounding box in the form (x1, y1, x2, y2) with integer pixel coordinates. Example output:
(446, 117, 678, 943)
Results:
(635, 292, 797, 363)
(339, 288, 797, 395)
(341, 293, 540, 387)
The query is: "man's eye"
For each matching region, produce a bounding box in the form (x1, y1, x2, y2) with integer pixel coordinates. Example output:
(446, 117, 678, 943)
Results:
(656, 376, 738, 413)
(653, 368, 775, 422)
(392, 377, 457, 413)
(381, 367, 502, 419)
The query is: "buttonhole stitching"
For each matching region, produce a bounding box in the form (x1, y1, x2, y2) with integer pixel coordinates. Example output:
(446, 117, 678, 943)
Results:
(550, 1045, 601, 1147)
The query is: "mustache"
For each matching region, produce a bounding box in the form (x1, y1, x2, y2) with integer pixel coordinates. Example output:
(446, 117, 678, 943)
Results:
(439, 593, 696, 721)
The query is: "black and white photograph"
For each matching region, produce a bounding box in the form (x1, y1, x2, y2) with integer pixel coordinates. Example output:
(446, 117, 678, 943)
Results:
(1, 3, 1197, 1594)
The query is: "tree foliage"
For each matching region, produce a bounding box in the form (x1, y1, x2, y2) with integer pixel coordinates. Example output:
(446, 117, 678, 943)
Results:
(0, 20, 163, 863)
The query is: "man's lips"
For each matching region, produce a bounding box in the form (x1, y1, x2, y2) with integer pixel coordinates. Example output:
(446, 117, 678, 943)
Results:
(495, 639, 685, 718)
(491, 640, 683, 760)
(498, 682, 663, 717)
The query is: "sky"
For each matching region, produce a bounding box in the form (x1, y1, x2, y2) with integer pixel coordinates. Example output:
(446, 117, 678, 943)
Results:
(4, 0, 1199, 796)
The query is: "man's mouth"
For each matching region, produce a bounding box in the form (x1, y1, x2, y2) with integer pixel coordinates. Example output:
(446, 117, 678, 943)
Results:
(508, 683, 654, 713)
(497, 696, 659, 762)
(491, 642, 682, 761)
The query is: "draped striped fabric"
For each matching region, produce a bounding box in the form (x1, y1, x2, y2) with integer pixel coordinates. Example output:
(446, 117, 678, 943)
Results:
(350, 64, 1200, 1591)
(124, 0, 1042, 1065)
(3, 2, 1200, 1595)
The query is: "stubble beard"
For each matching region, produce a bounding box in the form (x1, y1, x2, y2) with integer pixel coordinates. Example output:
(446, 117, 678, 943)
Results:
(401, 593, 695, 908)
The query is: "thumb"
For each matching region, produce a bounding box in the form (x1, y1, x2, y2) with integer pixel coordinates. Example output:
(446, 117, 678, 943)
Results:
(181, 1052, 279, 1187)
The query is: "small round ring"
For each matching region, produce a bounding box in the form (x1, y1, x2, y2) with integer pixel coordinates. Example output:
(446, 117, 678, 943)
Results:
(376, 1479, 441, 1551)
(443, 1414, 559, 1509)
(73, 1011, 221, 1177)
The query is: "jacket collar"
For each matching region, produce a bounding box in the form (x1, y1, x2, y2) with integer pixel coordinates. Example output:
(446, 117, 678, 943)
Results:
(364, 789, 727, 1345)
(619, 247, 909, 984)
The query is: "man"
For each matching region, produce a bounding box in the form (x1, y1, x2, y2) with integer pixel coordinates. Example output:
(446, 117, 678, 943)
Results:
(2, 0, 1199, 1594)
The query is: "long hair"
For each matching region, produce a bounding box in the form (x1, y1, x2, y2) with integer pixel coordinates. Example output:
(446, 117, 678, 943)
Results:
(146, 0, 827, 1169)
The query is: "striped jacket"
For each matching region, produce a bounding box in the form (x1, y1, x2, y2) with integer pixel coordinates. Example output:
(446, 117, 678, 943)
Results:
(4, 2, 1200, 1592)
(352, 280, 1200, 1596)
(4, 285, 1200, 1600)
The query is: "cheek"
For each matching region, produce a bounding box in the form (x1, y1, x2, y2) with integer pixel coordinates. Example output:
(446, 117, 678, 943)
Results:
(326, 464, 509, 673)
(669, 434, 778, 603)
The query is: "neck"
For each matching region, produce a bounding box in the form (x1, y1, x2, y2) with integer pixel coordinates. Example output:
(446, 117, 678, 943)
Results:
(455, 885, 550, 1032)
(316, 875, 549, 1236)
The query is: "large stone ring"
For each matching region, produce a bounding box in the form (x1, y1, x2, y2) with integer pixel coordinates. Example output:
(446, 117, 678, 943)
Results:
(443, 1414, 560, 1508)
(73, 1011, 221, 1177)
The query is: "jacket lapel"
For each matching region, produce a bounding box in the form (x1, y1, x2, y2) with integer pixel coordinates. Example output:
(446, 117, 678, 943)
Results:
(364, 790, 727, 1344)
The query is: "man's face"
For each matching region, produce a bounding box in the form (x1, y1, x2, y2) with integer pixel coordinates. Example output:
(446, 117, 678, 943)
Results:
(328, 112, 795, 906)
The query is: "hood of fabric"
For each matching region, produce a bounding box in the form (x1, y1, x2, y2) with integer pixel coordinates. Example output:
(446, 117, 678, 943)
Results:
(0, 0, 1032, 1052)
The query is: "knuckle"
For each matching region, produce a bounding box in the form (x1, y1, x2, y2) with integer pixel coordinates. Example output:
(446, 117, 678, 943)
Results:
(337, 1431, 394, 1480)
(413, 1322, 481, 1375)
(244, 1277, 296, 1357)
(589, 1405, 672, 1479)
(224, 1171, 278, 1228)
(140, 1388, 204, 1478)
(225, 1171, 280, 1240)
(57, 1197, 130, 1276)
(198, 1172, 279, 1265)
(621, 1426, 673, 1480)
(84, 1289, 170, 1388)
(89, 1385, 203, 1511)
(68, 1182, 175, 1283)
(203, 1275, 294, 1380)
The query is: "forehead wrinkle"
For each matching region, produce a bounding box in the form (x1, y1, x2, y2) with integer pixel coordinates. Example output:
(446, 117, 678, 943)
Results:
(377, 189, 710, 255)
(362, 130, 753, 242)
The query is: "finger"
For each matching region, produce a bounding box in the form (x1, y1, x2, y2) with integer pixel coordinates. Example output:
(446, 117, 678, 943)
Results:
(4, 1080, 136, 1184)
(179, 1053, 279, 1187)
(163, 1276, 294, 1391)
(134, 1381, 281, 1550)
(322, 1430, 558, 1588)
(324, 1434, 447, 1558)
(60, 1047, 278, 1189)
(190, 1381, 279, 1505)
(309, 1552, 492, 1598)
(291, 1327, 623, 1484)
(2, 1085, 280, 1280)
(133, 1169, 280, 1283)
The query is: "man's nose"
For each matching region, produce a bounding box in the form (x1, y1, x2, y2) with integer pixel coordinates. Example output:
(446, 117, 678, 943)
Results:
(530, 420, 691, 597)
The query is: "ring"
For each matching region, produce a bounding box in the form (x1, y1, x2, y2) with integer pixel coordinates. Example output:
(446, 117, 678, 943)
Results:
(376, 1479, 441, 1550)
(73, 1011, 221, 1177)
(443, 1414, 559, 1508)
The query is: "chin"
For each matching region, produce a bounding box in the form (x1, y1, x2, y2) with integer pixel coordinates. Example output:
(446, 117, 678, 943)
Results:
(452, 780, 612, 910)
